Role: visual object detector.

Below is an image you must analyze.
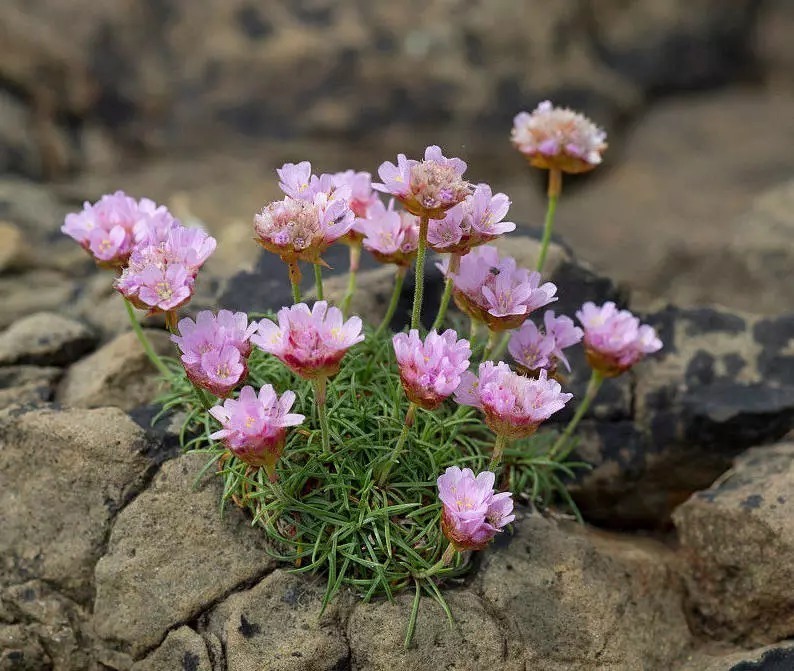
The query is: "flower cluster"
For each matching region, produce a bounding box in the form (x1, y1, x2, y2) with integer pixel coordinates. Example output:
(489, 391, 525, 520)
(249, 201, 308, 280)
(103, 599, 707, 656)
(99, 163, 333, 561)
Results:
(440, 245, 558, 331)
(509, 311, 583, 377)
(332, 170, 379, 219)
(576, 301, 662, 377)
(393, 329, 471, 409)
(171, 310, 257, 396)
(358, 199, 420, 267)
(437, 467, 515, 550)
(511, 101, 607, 174)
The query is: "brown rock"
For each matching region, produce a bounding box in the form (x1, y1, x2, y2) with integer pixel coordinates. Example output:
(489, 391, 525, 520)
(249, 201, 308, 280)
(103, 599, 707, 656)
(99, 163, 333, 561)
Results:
(0, 365, 61, 409)
(0, 222, 29, 274)
(131, 627, 212, 671)
(0, 312, 95, 366)
(673, 442, 794, 645)
(677, 641, 794, 671)
(0, 624, 50, 671)
(0, 272, 79, 331)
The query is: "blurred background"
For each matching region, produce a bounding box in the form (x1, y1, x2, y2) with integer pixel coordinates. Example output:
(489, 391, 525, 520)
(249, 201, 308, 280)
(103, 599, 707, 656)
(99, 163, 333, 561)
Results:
(2, 0, 793, 318)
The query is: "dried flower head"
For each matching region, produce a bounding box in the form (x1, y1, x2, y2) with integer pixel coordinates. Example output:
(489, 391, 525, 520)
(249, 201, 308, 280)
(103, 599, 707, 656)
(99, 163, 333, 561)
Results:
(511, 101, 607, 174)
(358, 199, 420, 267)
(375, 145, 471, 219)
(392, 329, 471, 410)
(209, 385, 305, 477)
(455, 362, 572, 439)
(437, 466, 515, 551)
(252, 301, 364, 379)
(509, 310, 583, 376)
(576, 301, 662, 377)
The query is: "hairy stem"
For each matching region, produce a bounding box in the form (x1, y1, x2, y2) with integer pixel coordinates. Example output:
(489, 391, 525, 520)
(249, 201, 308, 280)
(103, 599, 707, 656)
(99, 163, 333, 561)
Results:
(481, 329, 499, 363)
(536, 168, 562, 274)
(377, 402, 417, 486)
(416, 542, 458, 578)
(314, 263, 324, 301)
(548, 369, 604, 460)
(431, 253, 459, 332)
(341, 244, 361, 317)
(123, 298, 171, 377)
(288, 261, 302, 304)
(410, 214, 430, 330)
(313, 376, 331, 452)
(375, 266, 407, 337)
(489, 433, 510, 470)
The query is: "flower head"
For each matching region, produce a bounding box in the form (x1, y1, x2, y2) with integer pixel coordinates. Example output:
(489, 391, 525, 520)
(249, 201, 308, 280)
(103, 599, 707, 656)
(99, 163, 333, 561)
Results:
(252, 301, 364, 379)
(437, 466, 515, 551)
(576, 302, 662, 377)
(209, 385, 305, 476)
(392, 329, 471, 410)
(427, 183, 515, 254)
(509, 310, 583, 376)
(332, 170, 379, 218)
(455, 362, 572, 439)
(511, 101, 607, 174)
(358, 199, 420, 267)
(374, 145, 471, 219)
(439, 245, 557, 331)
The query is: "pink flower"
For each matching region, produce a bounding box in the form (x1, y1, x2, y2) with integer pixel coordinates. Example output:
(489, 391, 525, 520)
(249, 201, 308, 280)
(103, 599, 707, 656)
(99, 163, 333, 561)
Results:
(277, 161, 315, 200)
(576, 301, 662, 377)
(358, 199, 420, 267)
(439, 245, 557, 331)
(508, 310, 583, 376)
(392, 329, 471, 410)
(427, 183, 515, 254)
(374, 145, 471, 219)
(511, 101, 607, 174)
(171, 310, 257, 395)
(332, 170, 379, 218)
(437, 467, 515, 551)
(455, 362, 572, 439)
(252, 301, 364, 379)
(209, 385, 305, 475)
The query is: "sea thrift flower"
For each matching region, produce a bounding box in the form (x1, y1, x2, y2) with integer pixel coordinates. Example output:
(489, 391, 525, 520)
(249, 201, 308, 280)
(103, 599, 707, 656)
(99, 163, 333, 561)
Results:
(576, 302, 662, 376)
(252, 301, 364, 379)
(209, 385, 305, 477)
(437, 467, 515, 551)
(439, 245, 558, 331)
(359, 200, 420, 267)
(427, 183, 515, 254)
(509, 311, 583, 376)
(511, 101, 607, 174)
(375, 145, 471, 219)
(392, 329, 471, 410)
(171, 310, 257, 395)
(333, 170, 379, 218)
(455, 362, 572, 439)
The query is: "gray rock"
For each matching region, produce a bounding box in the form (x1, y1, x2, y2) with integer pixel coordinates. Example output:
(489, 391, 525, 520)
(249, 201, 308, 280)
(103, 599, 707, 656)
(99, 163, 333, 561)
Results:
(0, 312, 95, 366)
(677, 641, 794, 671)
(93, 453, 275, 657)
(0, 366, 60, 409)
(206, 570, 348, 671)
(0, 624, 50, 671)
(57, 329, 172, 411)
(0, 222, 30, 274)
(0, 406, 155, 602)
(673, 442, 794, 645)
(0, 273, 79, 331)
(131, 627, 212, 671)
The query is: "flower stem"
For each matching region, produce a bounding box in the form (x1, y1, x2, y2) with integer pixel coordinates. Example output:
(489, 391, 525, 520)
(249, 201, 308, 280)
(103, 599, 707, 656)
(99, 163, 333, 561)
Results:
(548, 369, 604, 461)
(410, 214, 429, 330)
(314, 263, 324, 301)
(123, 298, 171, 378)
(489, 434, 510, 470)
(288, 261, 302, 304)
(489, 330, 511, 363)
(341, 244, 361, 317)
(431, 254, 459, 332)
(194, 386, 215, 410)
(313, 376, 331, 452)
(374, 266, 406, 337)
(481, 329, 499, 362)
(468, 319, 480, 344)
(536, 168, 562, 274)
(416, 542, 457, 578)
(377, 402, 416, 486)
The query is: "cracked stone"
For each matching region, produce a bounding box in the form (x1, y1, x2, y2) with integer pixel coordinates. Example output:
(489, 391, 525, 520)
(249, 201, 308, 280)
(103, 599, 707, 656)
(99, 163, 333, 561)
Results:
(131, 627, 212, 671)
(93, 453, 275, 657)
(0, 312, 96, 367)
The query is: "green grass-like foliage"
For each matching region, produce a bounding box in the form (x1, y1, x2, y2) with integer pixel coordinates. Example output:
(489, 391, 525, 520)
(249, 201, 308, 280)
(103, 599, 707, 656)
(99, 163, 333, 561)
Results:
(157, 323, 582, 636)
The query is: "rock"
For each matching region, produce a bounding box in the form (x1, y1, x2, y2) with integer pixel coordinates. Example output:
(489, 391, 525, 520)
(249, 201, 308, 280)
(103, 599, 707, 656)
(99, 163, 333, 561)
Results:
(755, 0, 794, 91)
(0, 406, 156, 602)
(57, 329, 172, 411)
(348, 589, 516, 671)
(0, 312, 96, 366)
(206, 570, 348, 671)
(673, 442, 794, 645)
(678, 641, 794, 671)
(473, 513, 692, 670)
(0, 366, 61, 409)
(0, 624, 50, 671)
(0, 222, 29, 274)
(131, 627, 212, 671)
(93, 453, 275, 657)
(0, 272, 79, 331)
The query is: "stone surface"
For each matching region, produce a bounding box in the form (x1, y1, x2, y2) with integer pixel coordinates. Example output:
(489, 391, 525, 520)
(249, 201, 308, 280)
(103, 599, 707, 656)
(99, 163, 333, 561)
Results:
(93, 453, 275, 657)
(57, 329, 172, 411)
(207, 570, 348, 671)
(0, 624, 50, 671)
(0, 312, 95, 367)
(131, 627, 212, 671)
(0, 271, 80, 331)
(473, 513, 692, 670)
(0, 406, 155, 602)
(0, 365, 60, 409)
(673, 442, 794, 646)
(0, 222, 29, 274)
(678, 641, 794, 671)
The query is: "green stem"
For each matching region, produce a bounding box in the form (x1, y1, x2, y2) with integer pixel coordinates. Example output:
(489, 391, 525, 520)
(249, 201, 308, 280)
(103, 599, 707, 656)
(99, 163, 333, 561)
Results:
(374, 267, 406, 337)
(481, 329, 499, 363)
(536, 168, 562, 274)
(468, 319, 480, 344)
(377, 403, 416, 486)
(548, 369, 604, 461)
(194, 386, 215, 410)
(490, 331, 512, 363)
(404, 579, 422, 649)
(123, 299, 171, 378)
(431, 254, 459, 332)
(314, 264, 324, 301)
(341, 245, 361, 317)
(489, 434, 510, 470)
(288, 261, 302, 304)
(313, 377, 331, 452)
(416, 543, 458, 578)
(410, 214, 429, 330)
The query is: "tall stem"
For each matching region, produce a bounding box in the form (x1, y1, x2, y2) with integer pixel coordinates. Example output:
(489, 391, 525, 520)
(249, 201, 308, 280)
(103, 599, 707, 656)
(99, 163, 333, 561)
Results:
(287, 261, 302, 304)
(416, 542, 458, 578)
(377, 402, 416, 486)
(489, 434, 510, 470)
(410, 214, 429, 330)
(481, 329, 499, 363)
(313, 376, 331, 452)
(375, 266, 407, 338)
(314, 263, 324, 301)
(548, 369, 604, 460)
(341, 244, 361, 317)
(468, 319, 480, 344)
(536, 168, 562, 274)
(431, 254, 459, 332)
(123, 299, 171, 377)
